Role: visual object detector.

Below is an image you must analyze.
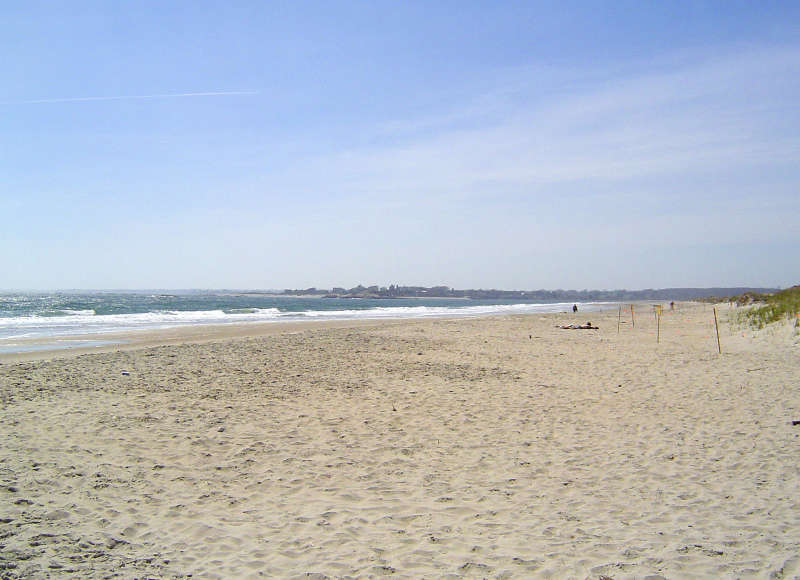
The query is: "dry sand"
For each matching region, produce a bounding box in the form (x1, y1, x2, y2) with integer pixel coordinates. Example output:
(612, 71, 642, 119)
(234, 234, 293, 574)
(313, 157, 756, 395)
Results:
(1, 303, 799, 579)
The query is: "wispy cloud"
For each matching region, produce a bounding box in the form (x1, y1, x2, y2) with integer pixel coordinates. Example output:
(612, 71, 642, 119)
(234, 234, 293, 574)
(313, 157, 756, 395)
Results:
(293, 45, 800, 205)
(218, 44, 798, 275)
(0, 90, 258, 105)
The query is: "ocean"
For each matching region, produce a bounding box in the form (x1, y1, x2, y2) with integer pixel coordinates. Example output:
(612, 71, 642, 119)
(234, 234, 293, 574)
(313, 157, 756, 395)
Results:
(0, 291, 612, 354)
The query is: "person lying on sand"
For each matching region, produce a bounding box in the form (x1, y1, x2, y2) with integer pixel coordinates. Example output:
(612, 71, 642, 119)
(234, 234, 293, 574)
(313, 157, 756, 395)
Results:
(556, 322, 599, 330)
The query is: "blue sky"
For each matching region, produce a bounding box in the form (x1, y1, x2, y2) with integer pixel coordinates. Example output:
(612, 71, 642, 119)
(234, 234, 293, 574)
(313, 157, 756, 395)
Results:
(2, 1, 799, 290)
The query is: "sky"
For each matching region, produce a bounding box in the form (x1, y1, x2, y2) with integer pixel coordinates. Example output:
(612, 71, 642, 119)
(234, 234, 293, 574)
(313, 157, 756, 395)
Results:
(2, 1, 799, 291)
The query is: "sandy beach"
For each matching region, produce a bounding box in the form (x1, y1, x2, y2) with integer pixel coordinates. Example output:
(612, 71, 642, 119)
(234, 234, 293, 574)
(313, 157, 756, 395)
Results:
(1, 303, 799, 579)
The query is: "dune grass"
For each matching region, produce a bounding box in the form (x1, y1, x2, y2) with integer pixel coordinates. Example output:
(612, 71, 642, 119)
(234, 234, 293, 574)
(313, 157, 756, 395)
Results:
(736, 286, 800, 329)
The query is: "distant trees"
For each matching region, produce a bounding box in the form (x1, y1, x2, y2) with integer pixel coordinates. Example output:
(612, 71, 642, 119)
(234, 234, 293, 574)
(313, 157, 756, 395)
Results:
(280, 285, 780, 301)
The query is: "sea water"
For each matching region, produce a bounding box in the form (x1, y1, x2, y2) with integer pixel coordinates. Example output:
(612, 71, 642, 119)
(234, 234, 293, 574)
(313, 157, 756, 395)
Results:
(0, 291, 612, 353)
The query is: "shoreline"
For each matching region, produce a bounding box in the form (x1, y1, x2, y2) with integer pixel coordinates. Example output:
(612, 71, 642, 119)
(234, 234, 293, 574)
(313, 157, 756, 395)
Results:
(0, 318, 407, 363)
(0, 302, 622, 363)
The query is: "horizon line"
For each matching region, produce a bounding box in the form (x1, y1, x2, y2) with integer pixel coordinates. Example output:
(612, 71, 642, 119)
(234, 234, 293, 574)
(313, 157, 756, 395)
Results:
(0, 285, 785, 293)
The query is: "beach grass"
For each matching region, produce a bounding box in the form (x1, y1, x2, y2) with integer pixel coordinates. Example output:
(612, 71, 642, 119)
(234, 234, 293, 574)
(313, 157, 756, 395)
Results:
(735, 285, 800, 329)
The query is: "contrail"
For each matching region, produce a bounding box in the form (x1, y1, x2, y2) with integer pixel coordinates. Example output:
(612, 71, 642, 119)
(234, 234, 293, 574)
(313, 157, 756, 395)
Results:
(0, 90, 258, 105)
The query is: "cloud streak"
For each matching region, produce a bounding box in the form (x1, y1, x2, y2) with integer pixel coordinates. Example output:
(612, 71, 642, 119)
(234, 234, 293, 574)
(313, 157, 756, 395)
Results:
(0, 91, 258, 105)
(293, 45, 800, 204)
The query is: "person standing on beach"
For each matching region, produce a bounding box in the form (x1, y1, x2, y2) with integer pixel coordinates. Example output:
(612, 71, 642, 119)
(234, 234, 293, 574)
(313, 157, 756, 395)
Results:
(573, 304, 578, 313)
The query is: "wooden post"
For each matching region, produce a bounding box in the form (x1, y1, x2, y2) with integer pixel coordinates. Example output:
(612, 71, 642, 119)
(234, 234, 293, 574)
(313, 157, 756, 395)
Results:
(713, 307, 722, 354)
(631, 304, 635, 328)
(617, 305, 622, 334)
(657, 309, 661, 343)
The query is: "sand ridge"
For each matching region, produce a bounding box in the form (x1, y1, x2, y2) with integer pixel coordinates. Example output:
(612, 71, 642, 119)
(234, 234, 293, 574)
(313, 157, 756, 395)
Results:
(1, 304, 799, 578)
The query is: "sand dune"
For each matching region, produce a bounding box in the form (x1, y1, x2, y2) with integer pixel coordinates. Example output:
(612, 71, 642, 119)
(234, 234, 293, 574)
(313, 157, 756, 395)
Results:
(1, 303, 799, 578)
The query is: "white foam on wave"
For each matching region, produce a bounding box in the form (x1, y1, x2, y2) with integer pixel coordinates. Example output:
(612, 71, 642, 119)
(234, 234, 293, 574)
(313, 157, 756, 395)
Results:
(288, 302, 597, 320)
(0, 302, 611, 342)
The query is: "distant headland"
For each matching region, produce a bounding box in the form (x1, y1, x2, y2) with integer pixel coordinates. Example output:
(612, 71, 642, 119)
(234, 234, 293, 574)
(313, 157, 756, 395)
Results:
(272, 285, 780, 301)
